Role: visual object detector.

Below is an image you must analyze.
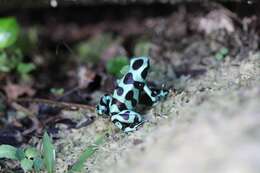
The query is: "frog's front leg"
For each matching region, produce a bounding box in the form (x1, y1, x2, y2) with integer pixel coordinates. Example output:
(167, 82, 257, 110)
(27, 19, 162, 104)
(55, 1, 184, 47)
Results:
(111, 110, 143, 132)
(143, 84, 169, 104)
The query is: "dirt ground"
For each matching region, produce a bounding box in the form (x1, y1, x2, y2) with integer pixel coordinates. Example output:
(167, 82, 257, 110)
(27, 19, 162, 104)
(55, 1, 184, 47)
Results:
(55, 50, 260, 172)
(54, 6, 260, 172)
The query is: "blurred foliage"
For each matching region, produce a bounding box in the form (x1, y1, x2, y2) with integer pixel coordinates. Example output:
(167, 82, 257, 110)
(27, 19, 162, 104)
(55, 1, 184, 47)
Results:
(0, 49, 35, 80)
(0, 48, 23, 72)
(0, 133, 55, 172)
(16, 26, 39, 54)
(50, 88, 64, 96)
(0, 17, 36, 80)
(76, 34, 113, 64)
(0, 93, 6, 114)
(17, 62, 36, 80)
(0, 145, 43, 172)
(0, 17, 20, 49)
(106, 55, 129, 77)
(134, 40, 151, 57)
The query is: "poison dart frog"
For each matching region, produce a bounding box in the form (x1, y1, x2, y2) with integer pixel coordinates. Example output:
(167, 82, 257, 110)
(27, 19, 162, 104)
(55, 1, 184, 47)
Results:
(96, 57, 169, 132)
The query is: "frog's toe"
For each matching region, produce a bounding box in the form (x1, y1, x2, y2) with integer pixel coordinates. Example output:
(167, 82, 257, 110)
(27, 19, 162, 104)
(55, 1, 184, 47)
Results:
(157, 89, 169, 99)
(161, 89, 169, 97)
(124, 121, 144, 133)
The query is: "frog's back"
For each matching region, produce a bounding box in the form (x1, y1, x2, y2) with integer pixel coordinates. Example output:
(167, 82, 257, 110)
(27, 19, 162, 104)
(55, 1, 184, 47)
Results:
(112, 78, 138, 109)
(109, 57, 150, 114)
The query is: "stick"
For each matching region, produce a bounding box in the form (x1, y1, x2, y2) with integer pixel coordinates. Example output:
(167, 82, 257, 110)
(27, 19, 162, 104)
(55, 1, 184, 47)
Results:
(15, 98, 95, 111)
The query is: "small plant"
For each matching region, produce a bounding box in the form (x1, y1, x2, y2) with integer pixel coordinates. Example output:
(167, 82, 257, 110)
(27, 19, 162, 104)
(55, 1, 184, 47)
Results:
(106, 55, 129, 77)
(0, 17, 36, 80)
(68, 134, 104, 173)
(76, 34, 113, 64)
(215, 47, 229, 60)
(0, 132, 55, 173)
(0, 145, 43, 172)
(50, 87, 65, 96)
(0, 17, 19, 49)
(43, 132, 56, 173)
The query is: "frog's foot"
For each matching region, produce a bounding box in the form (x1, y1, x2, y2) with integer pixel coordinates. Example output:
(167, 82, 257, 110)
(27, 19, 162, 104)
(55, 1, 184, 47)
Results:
(151, 89, 169, 105)
(96, 94, 112, 117)
(111, 110, 144, 132)
(157, 89, 169, 98)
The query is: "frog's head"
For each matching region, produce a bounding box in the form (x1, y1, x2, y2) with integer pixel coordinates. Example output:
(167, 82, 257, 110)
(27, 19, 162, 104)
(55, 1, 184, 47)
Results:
(96, 94, 112, 117)
(130, 57, 150, 81)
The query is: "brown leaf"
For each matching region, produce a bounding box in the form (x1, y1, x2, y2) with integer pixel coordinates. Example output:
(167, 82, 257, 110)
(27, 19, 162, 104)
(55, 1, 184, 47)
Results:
(3, 83, 35, 100)
(77, 67, 96, 89)
(198, 9, 235, 34)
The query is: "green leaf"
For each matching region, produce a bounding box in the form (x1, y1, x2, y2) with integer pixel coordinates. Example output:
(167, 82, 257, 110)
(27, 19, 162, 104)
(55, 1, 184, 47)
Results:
(76, 34, 112, 64)
(68, 134, 105, 173)
(25, 147, 40, 160)
(21, 158, 33, 172)
(215, 53, 224, 60)
(16, 148, 25, 161)
(220, 47, 228, 55)
(33, 157, 44, 173)
(0, 51, 11, 72)
(106, 56, 129, 77)
(43, 132, 56, 173)
(120, 65, 129, 76)
(215, 47, 229, 61)
(0, 144, 18, 160)
(17, 62, 36, 75)
(0, 17, 20, 49)
(50, 88, 64, 96)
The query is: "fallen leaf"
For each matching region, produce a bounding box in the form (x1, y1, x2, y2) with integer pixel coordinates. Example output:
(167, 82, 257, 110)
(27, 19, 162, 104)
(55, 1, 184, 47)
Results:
(77, 67, 96, 89)
(198, 9, 235, 34)
(3, 82, 35, 100)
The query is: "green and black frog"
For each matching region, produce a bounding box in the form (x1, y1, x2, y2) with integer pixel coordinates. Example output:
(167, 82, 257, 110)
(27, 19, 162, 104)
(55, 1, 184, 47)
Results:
(96, 57, 168, 132)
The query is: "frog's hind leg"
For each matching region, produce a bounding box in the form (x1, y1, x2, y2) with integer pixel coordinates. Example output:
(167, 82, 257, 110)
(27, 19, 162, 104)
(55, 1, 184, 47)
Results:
(111, 110, 144, 132)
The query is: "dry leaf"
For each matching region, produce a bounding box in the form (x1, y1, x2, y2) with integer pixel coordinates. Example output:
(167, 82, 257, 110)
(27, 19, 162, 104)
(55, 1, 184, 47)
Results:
(3, 82, 35, 100)
(198, 9, 235, 34)
(77, 67, 96, 89)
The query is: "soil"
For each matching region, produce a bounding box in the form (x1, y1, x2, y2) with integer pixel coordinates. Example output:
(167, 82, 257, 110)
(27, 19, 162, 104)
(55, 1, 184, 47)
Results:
(55, 4, 260, 173)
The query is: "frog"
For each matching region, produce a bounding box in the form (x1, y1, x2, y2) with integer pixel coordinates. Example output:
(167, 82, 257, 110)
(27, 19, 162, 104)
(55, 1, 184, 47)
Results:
(96, 56, 169, 132)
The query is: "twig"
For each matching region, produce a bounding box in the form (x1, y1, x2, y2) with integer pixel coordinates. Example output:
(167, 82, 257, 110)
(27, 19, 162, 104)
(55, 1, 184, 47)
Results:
(11, 102, 36, 117)
(11, 102, 42, 135)
(14, 98, 95, 111)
